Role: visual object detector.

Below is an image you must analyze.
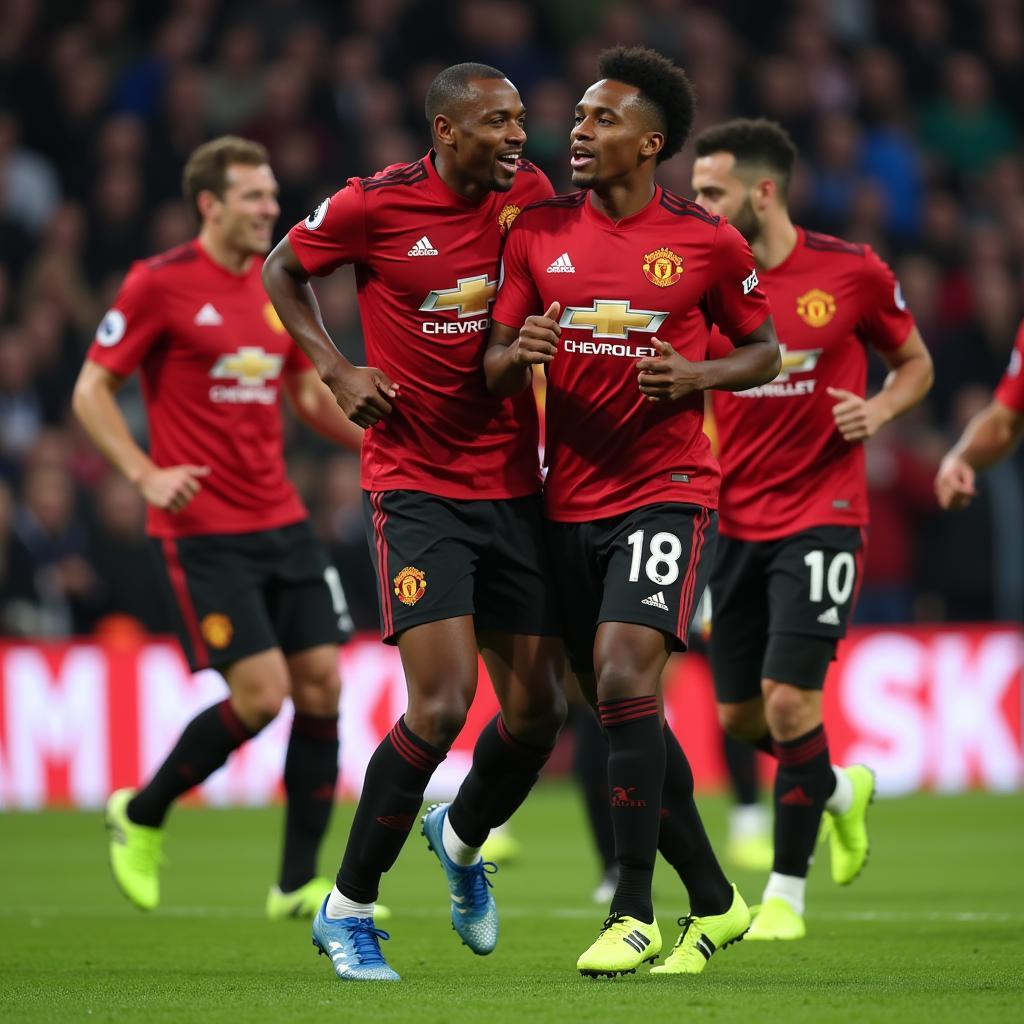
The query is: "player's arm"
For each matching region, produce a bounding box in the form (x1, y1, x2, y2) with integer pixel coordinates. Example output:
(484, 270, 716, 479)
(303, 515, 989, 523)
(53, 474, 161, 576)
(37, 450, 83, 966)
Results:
(282, 367, 362, 452)
(71, 360, 209, 513)
(935, 399, 1024, 510)
(262, 237, 396, 428)
(485, 301, 561, 397)
(636, 317, 780, 401)
(828, 327, 934, 442)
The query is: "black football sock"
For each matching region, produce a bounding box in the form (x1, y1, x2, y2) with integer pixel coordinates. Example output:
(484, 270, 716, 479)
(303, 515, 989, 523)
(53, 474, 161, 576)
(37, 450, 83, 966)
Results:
(279, 712, 339, 892)
(772, 724, 836, 877)
(723, 731, 760, 805)
(447, 714, 553, 848)
(599, 696, 665, 924)
(570, 704, 615, 870)
(127, 699, 257, 828)
(336, 716, 445, 903)
(658, 725, 733, 916)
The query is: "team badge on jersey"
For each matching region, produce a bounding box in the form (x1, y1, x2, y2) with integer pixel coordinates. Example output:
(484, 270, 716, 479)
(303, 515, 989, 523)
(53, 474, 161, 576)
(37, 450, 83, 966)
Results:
(201, 613, 233, 648)
(796, 289, 837, 327)
(393, 566, 427, 606)
(498, 203, 522, 234)
(642, 247, 684, 288)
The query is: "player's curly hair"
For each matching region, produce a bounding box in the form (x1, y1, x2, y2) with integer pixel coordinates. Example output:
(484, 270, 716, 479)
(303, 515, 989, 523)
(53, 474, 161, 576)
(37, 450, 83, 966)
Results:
(694, 118, 797, 196)
(597, 46, 696, 163)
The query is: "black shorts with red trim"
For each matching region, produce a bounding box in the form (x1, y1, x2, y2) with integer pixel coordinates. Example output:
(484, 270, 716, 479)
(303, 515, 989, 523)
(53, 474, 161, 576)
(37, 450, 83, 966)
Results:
(546, 503, 717, 674)
(362, 489, 560, 645)
(708, 524, 865, 699)
(152, 519, 351, 672)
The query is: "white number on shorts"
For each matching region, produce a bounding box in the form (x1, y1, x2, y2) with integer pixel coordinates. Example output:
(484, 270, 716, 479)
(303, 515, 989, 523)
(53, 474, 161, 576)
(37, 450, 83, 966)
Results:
(626, 529, 683, 586)
(803, 550, 856, 605)
(324, 566, 354, 632)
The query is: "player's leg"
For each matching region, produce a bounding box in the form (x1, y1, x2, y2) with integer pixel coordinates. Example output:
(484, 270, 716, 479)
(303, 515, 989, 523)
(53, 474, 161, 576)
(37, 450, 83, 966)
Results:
(721, 733, 772, 871)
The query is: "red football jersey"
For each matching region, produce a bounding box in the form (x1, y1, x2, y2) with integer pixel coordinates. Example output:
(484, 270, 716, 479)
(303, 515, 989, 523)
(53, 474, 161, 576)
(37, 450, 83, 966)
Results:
(287, 152, 554, 499)
(493, 187, 771, 522)
(708, 228, 915, 541)
(87, 240, 310, 538)
(994, 319, 1024, 413)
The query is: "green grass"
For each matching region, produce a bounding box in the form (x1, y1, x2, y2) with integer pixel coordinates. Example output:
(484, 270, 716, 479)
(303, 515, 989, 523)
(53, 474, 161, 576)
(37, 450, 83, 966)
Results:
(1, 785, 1022, 1023)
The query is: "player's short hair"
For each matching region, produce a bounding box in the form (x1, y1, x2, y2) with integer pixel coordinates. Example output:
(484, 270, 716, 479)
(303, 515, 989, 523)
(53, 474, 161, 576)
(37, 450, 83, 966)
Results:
(182, 136, 269, 218)
(694, 118, 797, 197)
(425, 62, 509, 125)
(597, 46, 696, 163)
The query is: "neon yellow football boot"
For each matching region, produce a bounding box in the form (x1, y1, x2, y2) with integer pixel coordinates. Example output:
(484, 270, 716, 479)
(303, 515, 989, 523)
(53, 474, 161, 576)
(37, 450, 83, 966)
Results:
(267, 878, 392, 922)
(650, 884, 750, 974)
(480, 825, 523, 866)
(105, 788, 164, 911)
(826, 764, 876, 885)
(577, 913, 662, 978)
(744, 897, 806, 940)
(725, 833, 774, 873)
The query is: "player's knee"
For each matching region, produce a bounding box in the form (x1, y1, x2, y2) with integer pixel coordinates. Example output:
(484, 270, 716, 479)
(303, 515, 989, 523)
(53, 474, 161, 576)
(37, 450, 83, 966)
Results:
(292, 665, 341, 716)
(718, 702, 763, 742)
(407, 696, 470, 750)
(239, 687, 287, 730)
(504, 686, 568, 746)
(594, 660, 654, 703)
(764, 683, 816, 737)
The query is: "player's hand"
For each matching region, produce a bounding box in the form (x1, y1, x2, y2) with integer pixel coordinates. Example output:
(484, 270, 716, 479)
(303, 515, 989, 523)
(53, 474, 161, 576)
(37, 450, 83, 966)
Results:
(138, 464, 211, 513)
(934, 455, 977, 510)
(511, 301, 561, 366)
(636, 339, 703, 401)
(327, 366, 399, 428)
(827, 387, 886, 441)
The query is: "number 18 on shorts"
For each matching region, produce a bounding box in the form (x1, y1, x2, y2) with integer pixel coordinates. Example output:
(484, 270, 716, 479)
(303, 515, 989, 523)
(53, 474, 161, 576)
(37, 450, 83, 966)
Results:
(547, 503, 718, 673)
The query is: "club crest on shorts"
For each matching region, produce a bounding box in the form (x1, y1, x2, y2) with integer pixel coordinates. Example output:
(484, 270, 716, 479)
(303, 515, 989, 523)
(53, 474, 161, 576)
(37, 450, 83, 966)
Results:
(498, 203, 521, 234)
(393, 566, 427, 606)
(200, 612, 233, 648)
(642, 247, 684, 288)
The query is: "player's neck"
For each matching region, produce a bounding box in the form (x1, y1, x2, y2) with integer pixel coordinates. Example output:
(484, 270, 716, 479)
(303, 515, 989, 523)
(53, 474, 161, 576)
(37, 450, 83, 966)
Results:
(198, 229, 254, 275)
(433, 150, 491, 205)
(588, 178, 656, 222)
(750, 214, 798, 271)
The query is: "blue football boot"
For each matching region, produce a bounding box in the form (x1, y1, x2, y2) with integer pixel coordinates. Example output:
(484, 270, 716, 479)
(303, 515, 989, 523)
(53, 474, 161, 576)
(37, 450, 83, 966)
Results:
(311, 898, 401, 981)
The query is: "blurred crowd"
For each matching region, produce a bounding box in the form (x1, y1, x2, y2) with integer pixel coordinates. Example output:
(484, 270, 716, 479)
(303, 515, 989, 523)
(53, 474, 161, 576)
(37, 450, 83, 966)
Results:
(1, 0, 1022, 639)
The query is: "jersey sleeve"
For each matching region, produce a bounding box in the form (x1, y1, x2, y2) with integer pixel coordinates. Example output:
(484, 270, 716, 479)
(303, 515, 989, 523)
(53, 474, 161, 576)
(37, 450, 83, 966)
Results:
(86, 262, 164, 376)
(705, 222, 772, 341)
(287, 181, 367, 277)
(492, 219, 542, 330)
(517, 163, 556, 206)
(856, 247, 915, 351)
(994, 319, 1024, 413)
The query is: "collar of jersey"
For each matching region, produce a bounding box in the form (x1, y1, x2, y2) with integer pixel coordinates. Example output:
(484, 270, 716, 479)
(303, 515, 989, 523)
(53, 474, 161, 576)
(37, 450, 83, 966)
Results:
(581, 184, 662, 230)
(422, 149, 494, 210)
(760, 226, 805, 277)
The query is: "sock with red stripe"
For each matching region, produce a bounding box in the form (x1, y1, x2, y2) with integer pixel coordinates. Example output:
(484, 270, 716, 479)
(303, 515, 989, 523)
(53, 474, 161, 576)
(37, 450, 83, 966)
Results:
(447, 714, 554, 848)
(772, 723, 836, 877)
(279, 712, 339, 892)
(658, 725, 733, 915)
(336, 716, 445, 903)
(600, 695, 665, 924)
(127, 699, 258, 828)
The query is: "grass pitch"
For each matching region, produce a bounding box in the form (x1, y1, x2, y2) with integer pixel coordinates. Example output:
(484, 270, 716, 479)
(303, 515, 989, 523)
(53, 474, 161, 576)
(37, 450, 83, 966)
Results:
(2, 784, 1022, 1023)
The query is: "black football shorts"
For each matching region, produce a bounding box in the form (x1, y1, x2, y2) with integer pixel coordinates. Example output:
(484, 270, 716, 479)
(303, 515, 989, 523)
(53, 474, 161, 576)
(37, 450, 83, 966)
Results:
(152, 518, 351, 672)
(546, 503, 717, 674)
(708, 524, 865, 700)
(363, 490, 560, 644)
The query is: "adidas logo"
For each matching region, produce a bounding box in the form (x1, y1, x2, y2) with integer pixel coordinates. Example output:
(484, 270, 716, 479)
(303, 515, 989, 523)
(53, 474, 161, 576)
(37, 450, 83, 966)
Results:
(622, 929, 651, 954)
(546, 252, 575, 273)
(194, 302, 223, 326)
(780, 785, 814, 807)
(642, 591, 669, 611)
(817, 605, 840, 626)
(408, 235, 439, 256)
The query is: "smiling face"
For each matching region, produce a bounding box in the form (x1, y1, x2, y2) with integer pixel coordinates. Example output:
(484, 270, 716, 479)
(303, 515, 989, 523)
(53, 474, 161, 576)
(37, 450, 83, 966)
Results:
(569, 78, 663, 190)
(443, 76, 527, 193)
(202, 162, 280, 255)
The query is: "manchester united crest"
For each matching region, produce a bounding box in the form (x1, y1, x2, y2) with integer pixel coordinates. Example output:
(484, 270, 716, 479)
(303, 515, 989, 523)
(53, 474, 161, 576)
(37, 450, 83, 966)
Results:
(498, 203, 522, 234)
(393, 566, 427, 606)
(201, 613, 234, 649)
(642, 247, 684, 288)
(796, 288, 837, 327)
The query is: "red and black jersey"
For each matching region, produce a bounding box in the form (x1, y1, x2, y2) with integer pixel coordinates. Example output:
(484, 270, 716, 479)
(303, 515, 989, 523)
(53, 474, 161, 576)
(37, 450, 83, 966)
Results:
(708, 228, 915, 541)
(87, 240, 310, 539)
(287, 151, 554, 499)
(493, 187, 771, 522)
(995, 319, 1024, 414)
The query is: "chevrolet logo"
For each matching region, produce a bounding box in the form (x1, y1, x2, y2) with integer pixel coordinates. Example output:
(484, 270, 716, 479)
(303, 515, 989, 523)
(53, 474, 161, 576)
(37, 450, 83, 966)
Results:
(419, 275, 497, 318)
(210, 347, 284, 385)
(776, 344, 823, 382)
(559, 300, 668, 339)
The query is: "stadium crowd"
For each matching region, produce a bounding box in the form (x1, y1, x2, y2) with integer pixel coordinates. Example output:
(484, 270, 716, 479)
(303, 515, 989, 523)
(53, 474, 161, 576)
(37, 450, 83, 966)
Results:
(0, 0, 1021, 638)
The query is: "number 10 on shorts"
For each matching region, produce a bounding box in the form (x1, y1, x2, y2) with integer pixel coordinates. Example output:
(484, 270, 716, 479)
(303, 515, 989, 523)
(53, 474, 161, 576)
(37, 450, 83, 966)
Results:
(803, 549, 855, 605)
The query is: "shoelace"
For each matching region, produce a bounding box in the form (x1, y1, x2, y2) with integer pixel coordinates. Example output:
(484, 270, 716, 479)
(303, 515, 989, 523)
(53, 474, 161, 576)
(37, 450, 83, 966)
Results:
(671, 914, 696, 951)
(459, 860, 497, 910)
(345, 918, 391, 965)
(599, 911, 627, 934)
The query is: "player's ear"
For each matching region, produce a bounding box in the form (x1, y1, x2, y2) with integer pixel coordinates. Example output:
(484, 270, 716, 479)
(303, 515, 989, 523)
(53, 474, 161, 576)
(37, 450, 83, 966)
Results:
(196, 189, 222, 222)
(641, 131, 664, 161)
(433, 113, 457, 149)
